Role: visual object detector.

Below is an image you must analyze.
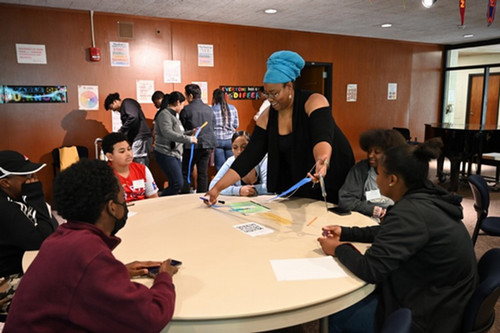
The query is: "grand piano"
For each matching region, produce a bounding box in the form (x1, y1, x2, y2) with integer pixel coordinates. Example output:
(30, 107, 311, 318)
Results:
(425, 123, 500, 192)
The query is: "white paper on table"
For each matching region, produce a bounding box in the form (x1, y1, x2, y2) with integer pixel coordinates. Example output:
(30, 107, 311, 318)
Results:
(233, 222, 274, 237)
(270, 257, 349, 281)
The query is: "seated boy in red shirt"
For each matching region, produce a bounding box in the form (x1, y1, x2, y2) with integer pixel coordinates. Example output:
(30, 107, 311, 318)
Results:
(102, 133, 159, 202)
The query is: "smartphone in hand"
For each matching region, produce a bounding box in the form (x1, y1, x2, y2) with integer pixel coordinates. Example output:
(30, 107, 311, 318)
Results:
(147, 260, 183, 278)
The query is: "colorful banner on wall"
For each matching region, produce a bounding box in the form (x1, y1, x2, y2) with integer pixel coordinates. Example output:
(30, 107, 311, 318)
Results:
(220, 86, 262, 100)
(1, 85, 68, 103)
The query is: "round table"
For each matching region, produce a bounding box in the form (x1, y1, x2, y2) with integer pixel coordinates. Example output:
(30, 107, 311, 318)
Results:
(114, 194, 376, 332)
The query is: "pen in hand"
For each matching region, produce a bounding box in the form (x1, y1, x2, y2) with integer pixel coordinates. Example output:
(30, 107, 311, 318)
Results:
(199, 197, 225, 205)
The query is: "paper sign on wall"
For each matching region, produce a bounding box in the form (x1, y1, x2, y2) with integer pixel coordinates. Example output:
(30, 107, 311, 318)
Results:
(78, 85, 99, 110)
(136, 80, 155, 103)
(388, 83, 397, 100)
(347, 84, 357, 102)
(16, 44, 47, 64)
(110, 41, 130, 67)
(198, 44, 214, 67)
(164, 60, 181, 83)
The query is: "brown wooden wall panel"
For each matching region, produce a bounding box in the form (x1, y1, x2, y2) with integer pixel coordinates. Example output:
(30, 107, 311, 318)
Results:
(0, 4, 444, 202)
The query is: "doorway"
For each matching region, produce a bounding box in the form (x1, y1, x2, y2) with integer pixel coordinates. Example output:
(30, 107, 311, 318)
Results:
(295, 62, 332, 104)
(467, 73, 500, 125)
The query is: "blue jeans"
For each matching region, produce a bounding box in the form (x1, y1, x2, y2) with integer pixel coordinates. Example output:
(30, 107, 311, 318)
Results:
(154, 151, 184, 196)
(214, 139, 233, 171)
(328, 292, 378, 333)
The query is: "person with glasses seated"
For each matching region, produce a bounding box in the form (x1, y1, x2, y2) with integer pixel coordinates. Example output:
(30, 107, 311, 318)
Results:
(206, 50, 354, 205)
(338, 129, 407, 220)
(0, 151, 59, 323)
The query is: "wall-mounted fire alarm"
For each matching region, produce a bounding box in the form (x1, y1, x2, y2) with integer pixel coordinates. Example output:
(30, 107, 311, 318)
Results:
(89, 47, 101, 62)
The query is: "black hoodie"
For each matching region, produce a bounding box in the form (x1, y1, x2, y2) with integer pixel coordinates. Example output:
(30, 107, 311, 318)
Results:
(336, 180, 477, 333)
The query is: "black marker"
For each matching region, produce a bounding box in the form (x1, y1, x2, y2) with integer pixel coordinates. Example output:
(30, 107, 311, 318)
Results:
(199, 197, 225, 204)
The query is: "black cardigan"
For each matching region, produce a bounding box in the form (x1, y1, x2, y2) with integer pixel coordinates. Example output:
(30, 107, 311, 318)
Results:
(231, 89, 354, 203)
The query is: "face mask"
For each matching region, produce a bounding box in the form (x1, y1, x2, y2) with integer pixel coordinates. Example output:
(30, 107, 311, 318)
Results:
(111, 200, 128, 236)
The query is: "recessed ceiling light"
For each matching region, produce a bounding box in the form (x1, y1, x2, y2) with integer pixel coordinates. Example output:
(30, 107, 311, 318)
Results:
(381, 23, 392, 28)
(264, 8, 277, 14)
(463, 34, 474, 38)
(422, 0, 437, 8)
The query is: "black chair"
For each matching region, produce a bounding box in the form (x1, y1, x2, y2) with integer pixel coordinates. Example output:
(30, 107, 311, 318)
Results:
(392, 127, 411, 142)
(467, 175, 500, 246)
(51, 145, 89, 176)
(381, 308, 412, 333)
(462, 248, 500, 333)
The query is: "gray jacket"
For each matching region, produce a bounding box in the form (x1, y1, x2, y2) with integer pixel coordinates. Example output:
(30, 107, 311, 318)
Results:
(154, 108, 193, 160)
(338, 159, 375, 216)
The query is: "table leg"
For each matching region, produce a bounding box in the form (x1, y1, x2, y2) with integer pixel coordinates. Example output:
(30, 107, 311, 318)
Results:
(320, 316, 328, 333)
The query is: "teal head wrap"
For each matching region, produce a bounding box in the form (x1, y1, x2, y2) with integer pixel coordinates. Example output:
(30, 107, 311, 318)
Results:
(263, 50, 305, 83)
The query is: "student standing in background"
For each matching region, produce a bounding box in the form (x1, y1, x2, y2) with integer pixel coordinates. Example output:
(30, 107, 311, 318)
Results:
(211, 88, 239, 171)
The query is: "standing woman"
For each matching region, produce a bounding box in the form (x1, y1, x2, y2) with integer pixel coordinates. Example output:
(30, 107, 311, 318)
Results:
(154, 92, 197, 196)
(207, 50, 354, 204)
(211, 88, 239, 171)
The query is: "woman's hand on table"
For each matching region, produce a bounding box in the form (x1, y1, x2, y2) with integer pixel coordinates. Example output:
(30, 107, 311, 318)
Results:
(205, 188, 220, 206)
(125, 261, 162, 278)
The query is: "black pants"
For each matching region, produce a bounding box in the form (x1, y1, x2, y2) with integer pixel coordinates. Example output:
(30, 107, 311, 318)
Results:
(181, 148, 212, 193)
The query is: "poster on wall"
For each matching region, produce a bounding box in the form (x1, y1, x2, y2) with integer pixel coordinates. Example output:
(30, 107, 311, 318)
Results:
(198, 44, 214, 67)
(164, 60, 181, 83)
(78, 85, 99, 110)
(110, 41, 130, 67)
(2, 85, 67, 103)
(346, 84, 357, 102)
(192, 81, 208, 104)
(136, 80, 155, 103)
(220, 86, 261, 100)
(16, 44, 47, 64)
(387, 83, 397, 100)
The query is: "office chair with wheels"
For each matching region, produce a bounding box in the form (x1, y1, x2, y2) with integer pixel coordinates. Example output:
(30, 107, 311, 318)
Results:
(467, 175, 500, 246)
(462, 248, 500, 333)
(381, 308, 412, 333)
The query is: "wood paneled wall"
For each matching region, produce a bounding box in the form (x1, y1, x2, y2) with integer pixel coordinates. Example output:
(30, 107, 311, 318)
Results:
(0, 4, 444, 202)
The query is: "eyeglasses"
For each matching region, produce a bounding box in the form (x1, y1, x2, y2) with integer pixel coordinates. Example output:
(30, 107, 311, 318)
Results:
(261, 88, 283, 100)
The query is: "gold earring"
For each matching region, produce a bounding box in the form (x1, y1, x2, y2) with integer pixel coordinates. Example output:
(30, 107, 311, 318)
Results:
(389, 183, 393, 187)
